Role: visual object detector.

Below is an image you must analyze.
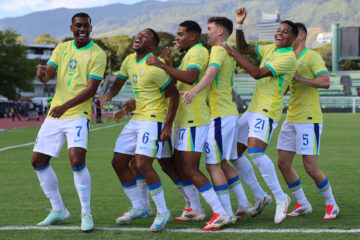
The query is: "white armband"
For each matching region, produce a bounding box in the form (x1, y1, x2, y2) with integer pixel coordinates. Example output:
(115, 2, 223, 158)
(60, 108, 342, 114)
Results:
(236, 24, 243, 31)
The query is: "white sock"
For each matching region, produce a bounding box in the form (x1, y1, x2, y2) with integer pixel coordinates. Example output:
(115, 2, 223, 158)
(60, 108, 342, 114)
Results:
(198, 182, 227, 215)
(149, 182, 168, 213)
(136, 175, 150, 209)
(228, 176, 249, 209)
(232, 155, 265, 200)
(251, 153, 287, 202)
(183, 184, 203, 212)
(288, 179, 309, 206)
(317, 178, 336, 205)
(214, 184, 233, 216)
(174, 179, 190, 209)
(73, 167, 91, 214)
(35, 165, 65, 212)
(122, 181, 144, 210)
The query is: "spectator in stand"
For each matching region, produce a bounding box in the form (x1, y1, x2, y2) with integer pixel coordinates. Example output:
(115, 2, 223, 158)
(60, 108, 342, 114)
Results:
(28, 100, 35, 121)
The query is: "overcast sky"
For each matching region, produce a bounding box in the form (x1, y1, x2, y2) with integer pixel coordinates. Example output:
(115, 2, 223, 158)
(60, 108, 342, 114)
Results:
(0, 0, 166, 19)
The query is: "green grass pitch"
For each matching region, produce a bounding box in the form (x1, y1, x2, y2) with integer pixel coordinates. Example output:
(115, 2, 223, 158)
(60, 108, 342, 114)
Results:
(0, 113, 359, 240)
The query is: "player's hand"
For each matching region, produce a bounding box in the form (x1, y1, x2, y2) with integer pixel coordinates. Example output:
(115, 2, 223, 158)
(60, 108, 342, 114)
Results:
(221, 43, 236, 57)
(161, 47, 173, 65)
(123, 99, 136, 112)
(113, 109, 127, 123)
(181, 89, 196, 104)
(173, 40, 181, 50)
(37, 65, 47, 82)
(235, 8, 247, 24)
(146, 55, 162, 67)
(49, 104, 68, 118)
(159, 125, 172, 141)
(100, 92, 112, 109)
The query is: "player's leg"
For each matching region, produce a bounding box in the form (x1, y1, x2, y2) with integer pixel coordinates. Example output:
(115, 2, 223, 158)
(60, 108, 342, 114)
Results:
(230, 112, 270, 215)
(302, 155, 338, 220)
(112, 120, 147, 224)
(221, 160, 256, 220)
(246, 113, 289, 224)
(277, 121, 311, 217)
(32, 118, 69, 226)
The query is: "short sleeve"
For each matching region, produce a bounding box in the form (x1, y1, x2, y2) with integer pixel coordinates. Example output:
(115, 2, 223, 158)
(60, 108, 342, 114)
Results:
(208, 46, 226, 71)
(265, 53, 296, 77)
(88, 51, 107, 81)
(151, 67, 172, 90)
(255, 44, 274, 60)
(116, 55, 130, 80)
(186, 48, 208, 72)
(310, 52, 329, 78)
(47, 43, 61, 70)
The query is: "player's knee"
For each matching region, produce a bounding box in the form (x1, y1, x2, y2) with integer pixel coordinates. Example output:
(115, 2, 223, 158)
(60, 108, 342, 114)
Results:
(158, 159, 172, 175)
(31, 153, 50, 168)
(205, 162, 221, 174)
(304, 165, 318, 178)
(277, 159, 290, 172)
(70, 157, 85, 169)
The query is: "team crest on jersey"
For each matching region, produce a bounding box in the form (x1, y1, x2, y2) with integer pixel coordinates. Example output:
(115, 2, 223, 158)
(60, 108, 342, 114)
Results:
(265, 58, 270, 65)
(140, 68, 145, 77)
(69, 60, 77, 70)
(133, 74, 138, 84)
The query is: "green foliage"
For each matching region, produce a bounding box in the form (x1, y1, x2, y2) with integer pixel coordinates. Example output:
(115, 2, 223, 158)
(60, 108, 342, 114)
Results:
(33, 33, 57, 44)
(313, 43, 332, 70)
(0, 30, 36, 99)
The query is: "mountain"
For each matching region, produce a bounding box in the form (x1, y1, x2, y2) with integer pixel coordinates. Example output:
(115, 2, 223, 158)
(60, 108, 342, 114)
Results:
(0, 0, 359, 42)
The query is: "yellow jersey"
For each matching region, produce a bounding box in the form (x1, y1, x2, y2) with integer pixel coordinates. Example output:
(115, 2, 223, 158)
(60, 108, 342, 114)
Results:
(47, 40, 106, 120)
(117, 52, 172, 123)
(286, 48, 328, 123)
(248, 44, 297, 122)
(208, 43, 238, 118)
(177, 43, 210, 127)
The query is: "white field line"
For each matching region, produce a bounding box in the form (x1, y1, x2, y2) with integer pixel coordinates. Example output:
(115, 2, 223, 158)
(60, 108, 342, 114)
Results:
(0, 122, 125, 152)
(0, 226, 359, 233)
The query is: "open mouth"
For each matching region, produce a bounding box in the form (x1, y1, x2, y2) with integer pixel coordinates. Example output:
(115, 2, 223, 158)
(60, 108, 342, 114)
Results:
(134, 38, 142, 48)
(78, 33, 87, 41)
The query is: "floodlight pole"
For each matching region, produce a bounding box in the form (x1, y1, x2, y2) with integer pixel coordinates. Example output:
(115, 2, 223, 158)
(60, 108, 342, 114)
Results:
(332, 23, 340, 71)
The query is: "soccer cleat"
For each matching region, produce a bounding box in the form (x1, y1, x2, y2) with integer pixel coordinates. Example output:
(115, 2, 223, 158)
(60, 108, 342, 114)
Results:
(287, 203, 312, 217)
(116, 208, 148, 224)
(149, 211, 172, 232)
(253, 192, 272, 217)
(37, 209, 70, 226)
(323, 204, 339, 220)
(141, 207, 153, 219)
(174, 208, 206, 222)
(274, 195, 290, 224)
(81, 213, 94, 233)
(235, 204, 257, 220)
(202, 213, 230, 231)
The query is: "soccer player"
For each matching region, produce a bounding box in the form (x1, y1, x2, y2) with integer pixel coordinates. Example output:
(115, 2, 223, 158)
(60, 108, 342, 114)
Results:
(103, 28, 179, 232)
(277, 23, 339, 220)
(182, 16, 254, 229)
(32, 13, 106, 232)
(221, 8, 298, 224)
(146, 20, 210, 222)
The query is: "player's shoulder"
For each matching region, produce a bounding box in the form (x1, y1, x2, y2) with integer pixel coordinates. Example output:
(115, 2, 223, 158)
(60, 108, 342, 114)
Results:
(305, 49, 323, 60)
(91, 41, 106, 56)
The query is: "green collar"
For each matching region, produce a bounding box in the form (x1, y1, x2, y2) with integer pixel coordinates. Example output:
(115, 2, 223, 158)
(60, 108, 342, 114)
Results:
(274, 46, 293, 54)
(135, 52, 152, 64)
(222, 41, 228, 44)
(72, 40, 94, 51)
(297, 48, 308, 60)
(191, 43, 203, 49)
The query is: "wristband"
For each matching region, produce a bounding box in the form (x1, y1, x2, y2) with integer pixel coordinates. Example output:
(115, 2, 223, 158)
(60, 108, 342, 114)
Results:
(236, 23, 243, 31)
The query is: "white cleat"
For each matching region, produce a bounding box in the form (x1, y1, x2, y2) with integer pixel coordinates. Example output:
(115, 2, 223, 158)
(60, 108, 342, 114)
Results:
(174, 208, 206, 222)
(287, 203, 312, 217)
(274, 195, 290, 224)
(323, 204, 339, 220)
(253, 192, 272, 217)
(116, 208, 148, 224)
(149, 211, 172, 232)
(235, 204, 257, 220)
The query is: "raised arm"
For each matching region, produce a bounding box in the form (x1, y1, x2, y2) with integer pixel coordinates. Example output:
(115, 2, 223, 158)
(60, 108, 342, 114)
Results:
(37, 64, 56, 83)
(181, 66, 218, 104)
(235, 8, 257, 56)
(222, 44, 272, 80)
(147, 53, 200, 85)
(49, 78, 101, 118)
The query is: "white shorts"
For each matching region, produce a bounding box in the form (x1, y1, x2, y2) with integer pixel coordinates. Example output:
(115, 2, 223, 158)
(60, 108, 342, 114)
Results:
(174, 125, 209, 153)
(33, 117, 89, 157)
(159, 128, 175, 159)
(114, 120, 164, 158)
(205, 116, 239, 164)
(238, 111, 278, 146)
(277, 121, 323, 155)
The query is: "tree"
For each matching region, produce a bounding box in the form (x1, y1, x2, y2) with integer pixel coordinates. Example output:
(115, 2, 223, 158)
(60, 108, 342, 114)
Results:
(0, 30, 36, 99)
(33, 33, 57, 44)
